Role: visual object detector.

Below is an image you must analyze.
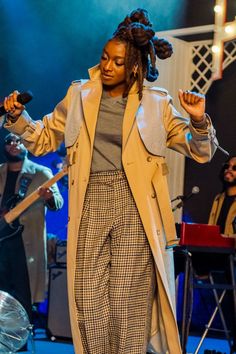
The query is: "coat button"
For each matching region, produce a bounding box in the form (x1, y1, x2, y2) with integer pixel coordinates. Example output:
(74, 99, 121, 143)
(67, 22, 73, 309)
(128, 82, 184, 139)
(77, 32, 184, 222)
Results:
(147, 156, 152, 162)
(151, 192, 156, 198)
(72, 180, 74, 185)
(76, 143, 79, 148)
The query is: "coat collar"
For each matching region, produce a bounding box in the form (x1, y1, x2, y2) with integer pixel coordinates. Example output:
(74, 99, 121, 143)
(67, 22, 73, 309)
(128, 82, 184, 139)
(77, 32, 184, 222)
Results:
(0, 157, 34, 176)
(84, 64, 140, 149)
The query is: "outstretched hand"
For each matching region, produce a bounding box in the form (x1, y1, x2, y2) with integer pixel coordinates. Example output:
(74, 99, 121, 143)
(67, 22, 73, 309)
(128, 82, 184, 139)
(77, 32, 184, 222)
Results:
(178, 89, 205, 122)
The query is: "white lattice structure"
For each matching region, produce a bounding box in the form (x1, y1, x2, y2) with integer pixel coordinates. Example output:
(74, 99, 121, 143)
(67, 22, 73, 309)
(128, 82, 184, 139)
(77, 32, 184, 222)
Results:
(190, 38, 236, 94)
(223, 39, 236, 71)
(190, 40, 213, 94)
(158, 25, 236, 94)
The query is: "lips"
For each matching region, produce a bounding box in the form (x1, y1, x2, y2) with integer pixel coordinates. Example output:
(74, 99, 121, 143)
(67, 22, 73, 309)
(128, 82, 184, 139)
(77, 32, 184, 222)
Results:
(224, 171, 234, 179)
(101, 73, 113, 79)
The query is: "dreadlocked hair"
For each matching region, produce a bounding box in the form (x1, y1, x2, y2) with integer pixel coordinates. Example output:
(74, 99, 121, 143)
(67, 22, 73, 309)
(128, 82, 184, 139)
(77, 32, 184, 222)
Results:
(112, 8, 173, 100)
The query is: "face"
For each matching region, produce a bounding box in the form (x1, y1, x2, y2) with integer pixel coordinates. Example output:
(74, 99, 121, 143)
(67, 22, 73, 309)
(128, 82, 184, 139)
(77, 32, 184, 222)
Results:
(223, 157, 236, 185)
(4, 134, 27, 162)
(100, 39, 126, 95)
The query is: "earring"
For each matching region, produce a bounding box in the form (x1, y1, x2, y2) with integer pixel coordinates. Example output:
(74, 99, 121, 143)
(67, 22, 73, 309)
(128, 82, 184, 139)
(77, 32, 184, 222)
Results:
(133, 65, 138, 77)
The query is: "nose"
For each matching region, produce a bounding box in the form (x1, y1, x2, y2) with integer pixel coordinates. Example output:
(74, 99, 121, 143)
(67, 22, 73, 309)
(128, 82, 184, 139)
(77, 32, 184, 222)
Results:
(103, 60, 113, 72)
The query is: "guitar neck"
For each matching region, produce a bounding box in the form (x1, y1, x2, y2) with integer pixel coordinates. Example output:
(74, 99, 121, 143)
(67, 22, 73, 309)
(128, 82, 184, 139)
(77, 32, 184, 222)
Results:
(4, 167, 67, 224)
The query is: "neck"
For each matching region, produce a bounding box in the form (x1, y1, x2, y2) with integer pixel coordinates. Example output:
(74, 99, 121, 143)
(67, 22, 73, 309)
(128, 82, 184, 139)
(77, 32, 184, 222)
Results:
(7, 161, 23, 172)
(103, 84, 125, 97)
(226, 186, 236, 196)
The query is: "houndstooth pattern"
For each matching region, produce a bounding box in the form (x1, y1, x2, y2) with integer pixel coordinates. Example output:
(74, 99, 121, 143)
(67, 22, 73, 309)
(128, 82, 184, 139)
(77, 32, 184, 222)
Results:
(74, 170, 156, 354)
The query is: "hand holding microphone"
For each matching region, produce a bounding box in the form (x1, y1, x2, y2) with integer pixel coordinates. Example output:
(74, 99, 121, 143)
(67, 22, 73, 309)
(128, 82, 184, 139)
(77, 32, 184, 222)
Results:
(1, 90, 33, 120)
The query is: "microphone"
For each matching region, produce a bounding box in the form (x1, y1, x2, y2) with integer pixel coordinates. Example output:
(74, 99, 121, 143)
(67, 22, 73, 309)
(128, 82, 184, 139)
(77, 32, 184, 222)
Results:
(172, 186, 200, 212)
(181, 185, 200, 201)
(171, 186, 200, 203)
(0, 91, 33, 116)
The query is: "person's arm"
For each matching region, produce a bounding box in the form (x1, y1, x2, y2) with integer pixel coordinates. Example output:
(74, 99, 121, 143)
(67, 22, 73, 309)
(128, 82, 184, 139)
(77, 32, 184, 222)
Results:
(164, 90, 217, 162)
(3, 87, 71, 156)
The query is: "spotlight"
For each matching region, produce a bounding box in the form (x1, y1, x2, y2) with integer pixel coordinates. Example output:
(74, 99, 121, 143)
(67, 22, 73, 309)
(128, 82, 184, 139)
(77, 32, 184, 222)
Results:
(214, 5, 222, 13)
(225, 25, 233, 33)
(212, 45, 220, 53)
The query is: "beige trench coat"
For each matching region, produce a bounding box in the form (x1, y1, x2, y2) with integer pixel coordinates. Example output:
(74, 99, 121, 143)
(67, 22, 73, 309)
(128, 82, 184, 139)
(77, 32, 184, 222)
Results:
(208, 192, 236, 235)
(0, 158, 63, 303)
(5, 65, 217, 353)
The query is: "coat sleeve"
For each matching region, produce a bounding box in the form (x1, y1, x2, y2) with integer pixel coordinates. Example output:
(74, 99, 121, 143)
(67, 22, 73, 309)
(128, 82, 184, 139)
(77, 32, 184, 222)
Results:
(4, 84, 74, 156)
(163, 94, 217, 163)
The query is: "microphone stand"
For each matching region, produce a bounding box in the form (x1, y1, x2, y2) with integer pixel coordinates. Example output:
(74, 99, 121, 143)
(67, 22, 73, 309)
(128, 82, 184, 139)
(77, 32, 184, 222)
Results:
(172, 200, 184, 212)
(171, 195, 184, 203)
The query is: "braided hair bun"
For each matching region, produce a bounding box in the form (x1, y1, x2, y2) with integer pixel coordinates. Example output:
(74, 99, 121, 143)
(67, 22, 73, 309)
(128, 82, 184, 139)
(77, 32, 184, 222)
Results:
(153, 37, 173, 60)
(112, 8, 173, 98)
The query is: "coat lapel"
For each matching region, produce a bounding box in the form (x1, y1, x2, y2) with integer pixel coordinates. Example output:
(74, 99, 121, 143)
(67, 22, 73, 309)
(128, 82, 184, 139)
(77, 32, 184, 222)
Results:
(82, 65, 140, 150)
(122, 93, 140, 151)
(81, 80, 102, 147)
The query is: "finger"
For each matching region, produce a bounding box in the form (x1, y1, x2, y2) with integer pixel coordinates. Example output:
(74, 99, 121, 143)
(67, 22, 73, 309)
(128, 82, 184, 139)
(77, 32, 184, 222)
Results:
(4, 91, 20, 112)
(178, 89, 184, 105)
(4, 97, 10, 111)
(37, 187, 43, 196)
(4, 94, 14, 112)
(44, 189, 53, 200)
(190, 92, 205, 104)
(38, 187, 52, 198)
(12, 91, 18, 104)
(182, 91, 200, 105)
(179, 89, 193, 108)
(182, 90, 193, 104)
(15, 102, 25, 110)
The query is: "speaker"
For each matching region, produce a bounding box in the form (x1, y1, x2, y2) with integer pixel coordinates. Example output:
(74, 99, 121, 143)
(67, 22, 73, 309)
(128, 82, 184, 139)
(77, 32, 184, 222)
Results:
(47, 266, 72, 339)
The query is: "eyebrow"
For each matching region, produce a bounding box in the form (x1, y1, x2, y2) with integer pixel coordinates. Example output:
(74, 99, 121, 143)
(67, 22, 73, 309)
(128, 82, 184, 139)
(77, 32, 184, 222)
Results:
(103, 50, 125, 60)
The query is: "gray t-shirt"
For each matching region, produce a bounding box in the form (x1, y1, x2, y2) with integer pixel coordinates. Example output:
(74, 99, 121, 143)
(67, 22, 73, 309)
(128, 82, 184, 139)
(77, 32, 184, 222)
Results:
(91, 90, 127, 172)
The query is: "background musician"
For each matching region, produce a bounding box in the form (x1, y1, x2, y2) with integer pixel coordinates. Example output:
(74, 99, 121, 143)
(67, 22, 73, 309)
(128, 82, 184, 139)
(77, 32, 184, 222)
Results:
(0, 133, 63, 351)
(207, 155, 236, 352)
(208, 155, 236, 234)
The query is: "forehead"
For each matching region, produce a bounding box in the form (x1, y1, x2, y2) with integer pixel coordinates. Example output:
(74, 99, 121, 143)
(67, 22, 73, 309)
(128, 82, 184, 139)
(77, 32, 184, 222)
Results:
(4, 134, 20, 143)
(103, 39, 126, 58)
(229, 157, 236, 165)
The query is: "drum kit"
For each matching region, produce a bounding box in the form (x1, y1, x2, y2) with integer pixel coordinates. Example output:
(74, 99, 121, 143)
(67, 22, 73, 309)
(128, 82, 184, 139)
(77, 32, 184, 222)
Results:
(0, 291, 33, 353)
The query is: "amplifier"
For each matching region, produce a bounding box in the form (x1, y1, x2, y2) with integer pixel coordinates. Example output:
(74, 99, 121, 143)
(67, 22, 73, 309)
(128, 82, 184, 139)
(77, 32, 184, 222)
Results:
(47, 266, 72, 339)
(55, 240, 67, 264)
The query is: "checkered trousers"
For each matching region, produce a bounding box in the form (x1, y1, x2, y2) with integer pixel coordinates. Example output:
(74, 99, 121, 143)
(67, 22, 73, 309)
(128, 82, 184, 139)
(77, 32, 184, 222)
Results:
(74, 170, 156, 354)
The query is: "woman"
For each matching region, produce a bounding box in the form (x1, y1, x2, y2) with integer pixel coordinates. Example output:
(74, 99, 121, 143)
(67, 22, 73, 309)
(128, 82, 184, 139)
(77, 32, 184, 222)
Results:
(3, 8, 217, 354)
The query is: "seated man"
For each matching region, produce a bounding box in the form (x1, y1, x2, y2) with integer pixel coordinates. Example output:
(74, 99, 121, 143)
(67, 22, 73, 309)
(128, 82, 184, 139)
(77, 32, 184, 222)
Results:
(209, 155, 236, 234)
(207, 155, 236, 352)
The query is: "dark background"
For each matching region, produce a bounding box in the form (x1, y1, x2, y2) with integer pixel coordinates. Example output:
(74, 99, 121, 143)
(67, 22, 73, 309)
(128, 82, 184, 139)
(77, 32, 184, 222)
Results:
(1, 0, 236, 233)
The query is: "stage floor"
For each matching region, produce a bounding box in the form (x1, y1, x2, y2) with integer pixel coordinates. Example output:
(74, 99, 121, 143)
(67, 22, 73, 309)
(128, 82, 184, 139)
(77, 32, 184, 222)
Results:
(19, 329, 230, 353)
